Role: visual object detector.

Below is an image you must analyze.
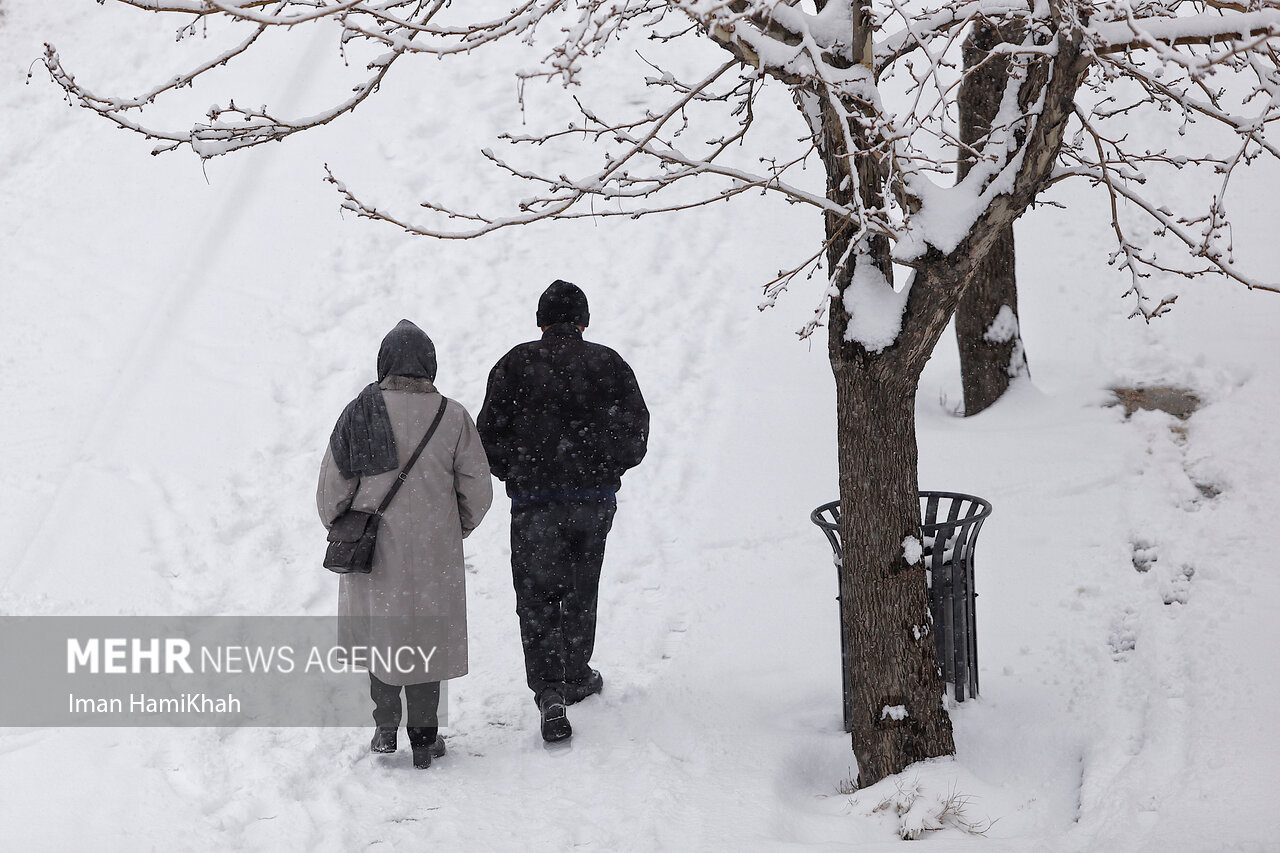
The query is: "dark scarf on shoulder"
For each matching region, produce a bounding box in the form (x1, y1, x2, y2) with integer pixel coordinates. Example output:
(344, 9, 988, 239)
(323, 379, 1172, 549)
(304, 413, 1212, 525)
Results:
(329, 320, 438, 479)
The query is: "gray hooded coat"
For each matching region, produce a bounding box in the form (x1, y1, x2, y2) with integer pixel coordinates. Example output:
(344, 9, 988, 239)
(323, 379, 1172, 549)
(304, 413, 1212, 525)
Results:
(317, 322, 492, 685)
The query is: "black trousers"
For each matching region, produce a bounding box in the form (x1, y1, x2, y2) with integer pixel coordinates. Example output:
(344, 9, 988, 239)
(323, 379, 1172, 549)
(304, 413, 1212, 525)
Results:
(369, 672, 440, 747)
(510, 498, 617, 703)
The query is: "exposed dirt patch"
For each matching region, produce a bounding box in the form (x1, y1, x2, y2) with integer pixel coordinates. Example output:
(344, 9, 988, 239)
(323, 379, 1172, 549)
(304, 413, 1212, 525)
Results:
(1110, 386, 1202, 420)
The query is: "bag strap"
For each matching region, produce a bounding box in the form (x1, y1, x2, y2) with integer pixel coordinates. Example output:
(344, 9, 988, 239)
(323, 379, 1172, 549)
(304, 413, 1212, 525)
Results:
(375, 396, 449, 517)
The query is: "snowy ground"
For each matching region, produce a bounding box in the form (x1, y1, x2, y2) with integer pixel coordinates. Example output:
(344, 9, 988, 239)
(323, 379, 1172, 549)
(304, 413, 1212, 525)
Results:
(2, 2, 1279, 850)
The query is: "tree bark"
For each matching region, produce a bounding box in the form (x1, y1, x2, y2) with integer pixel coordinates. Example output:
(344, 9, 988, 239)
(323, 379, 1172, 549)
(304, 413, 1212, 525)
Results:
(954, 21, 1030, 416)
(827, 345, 956, 786)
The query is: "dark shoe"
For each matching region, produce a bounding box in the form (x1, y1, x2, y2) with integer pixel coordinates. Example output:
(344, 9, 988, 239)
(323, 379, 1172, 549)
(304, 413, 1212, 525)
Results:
(411, 737, 446, 769)
(370, 727, 398, 754)
(539, 690, 572, 743)
(565, 669, 604, 705)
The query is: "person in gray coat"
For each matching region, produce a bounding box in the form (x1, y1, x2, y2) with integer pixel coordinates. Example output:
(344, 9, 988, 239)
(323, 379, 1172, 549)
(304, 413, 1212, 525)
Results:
(318, 319, 493, 769)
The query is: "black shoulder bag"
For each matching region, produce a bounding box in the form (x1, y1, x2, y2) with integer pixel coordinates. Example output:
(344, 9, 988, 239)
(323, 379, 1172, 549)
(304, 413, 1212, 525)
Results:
(324, 397, 449, 574)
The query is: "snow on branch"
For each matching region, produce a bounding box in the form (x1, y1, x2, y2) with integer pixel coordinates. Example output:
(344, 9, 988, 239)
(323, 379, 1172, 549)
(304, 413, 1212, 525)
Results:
(1092, 7, 1280, 54)
(43, 0, 1280, 340)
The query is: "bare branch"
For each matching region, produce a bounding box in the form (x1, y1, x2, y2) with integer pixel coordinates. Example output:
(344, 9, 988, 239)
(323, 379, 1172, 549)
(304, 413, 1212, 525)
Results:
(42, 0, 1280, 322)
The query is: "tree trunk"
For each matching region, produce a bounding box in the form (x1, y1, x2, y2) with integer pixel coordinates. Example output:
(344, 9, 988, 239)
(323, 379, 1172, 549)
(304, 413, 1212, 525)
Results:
(954, 21, 1030, 416)
(823, 212, 956, 789)
(954, 226, 1026, 415)
(828, 349, 956, 786)
(812, 3, 957, 784)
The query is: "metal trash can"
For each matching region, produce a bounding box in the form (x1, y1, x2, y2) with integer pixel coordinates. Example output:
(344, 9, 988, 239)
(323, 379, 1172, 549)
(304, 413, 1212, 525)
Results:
(811, 491, 992, 730)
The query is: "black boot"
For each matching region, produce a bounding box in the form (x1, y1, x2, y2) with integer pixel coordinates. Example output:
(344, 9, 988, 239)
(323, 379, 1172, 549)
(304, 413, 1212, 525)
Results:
(539, 690, 572, 743)
(564, 669, 604, 705)
(370, 727, 398, 754)
(408, 730, 447, 769)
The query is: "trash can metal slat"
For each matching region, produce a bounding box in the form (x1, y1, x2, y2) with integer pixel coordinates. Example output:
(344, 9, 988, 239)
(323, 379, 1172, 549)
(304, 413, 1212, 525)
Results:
(810, 491, 992, 731)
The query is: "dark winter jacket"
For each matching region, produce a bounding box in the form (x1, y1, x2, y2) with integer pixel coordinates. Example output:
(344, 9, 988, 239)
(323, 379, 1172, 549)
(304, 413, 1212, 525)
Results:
(477, 324, 649, 499)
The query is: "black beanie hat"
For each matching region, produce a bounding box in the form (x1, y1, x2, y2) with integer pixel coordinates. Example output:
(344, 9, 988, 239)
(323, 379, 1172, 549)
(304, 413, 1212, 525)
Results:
(536, 280, 590, 327)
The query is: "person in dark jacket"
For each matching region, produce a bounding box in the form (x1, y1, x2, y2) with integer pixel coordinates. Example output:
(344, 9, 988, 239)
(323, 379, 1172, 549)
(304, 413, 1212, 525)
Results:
(477, 280, 649, 743)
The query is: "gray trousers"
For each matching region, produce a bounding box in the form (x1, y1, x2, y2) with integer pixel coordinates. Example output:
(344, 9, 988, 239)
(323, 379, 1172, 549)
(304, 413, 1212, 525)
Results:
(369, 672, 440, 747)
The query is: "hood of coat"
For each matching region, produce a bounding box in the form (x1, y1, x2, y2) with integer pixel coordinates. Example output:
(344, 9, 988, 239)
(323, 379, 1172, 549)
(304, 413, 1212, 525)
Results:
(377, 319, 437, 382)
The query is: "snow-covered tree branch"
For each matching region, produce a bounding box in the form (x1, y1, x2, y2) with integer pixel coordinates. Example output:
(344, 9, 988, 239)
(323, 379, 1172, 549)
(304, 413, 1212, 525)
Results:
(45, 2, 1280, 320)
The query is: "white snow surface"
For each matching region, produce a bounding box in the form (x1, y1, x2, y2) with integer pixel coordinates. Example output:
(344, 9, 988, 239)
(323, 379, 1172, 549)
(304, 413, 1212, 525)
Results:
(842, 249, 910, 353)
(880, 705, 909, 722)
(3, 3, 1280, 850)
(984, 305, 1020, 344)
